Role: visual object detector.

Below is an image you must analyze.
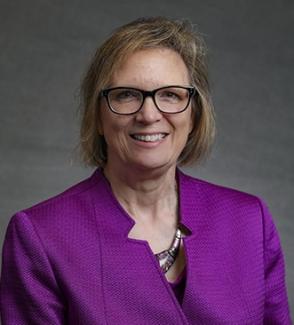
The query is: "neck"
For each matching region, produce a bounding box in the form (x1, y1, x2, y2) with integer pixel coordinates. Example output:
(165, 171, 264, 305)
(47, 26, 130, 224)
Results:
(103, 163, 178, 227)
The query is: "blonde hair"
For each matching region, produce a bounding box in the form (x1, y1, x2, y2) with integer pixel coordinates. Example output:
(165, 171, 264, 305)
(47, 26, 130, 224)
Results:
(80, 17, 215, 166)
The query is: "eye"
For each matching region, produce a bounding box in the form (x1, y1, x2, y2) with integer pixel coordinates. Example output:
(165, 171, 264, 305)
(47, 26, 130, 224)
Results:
(111, 89, 141, 102)
(160, 91, 180, 99)
(157, 89, 184, 103)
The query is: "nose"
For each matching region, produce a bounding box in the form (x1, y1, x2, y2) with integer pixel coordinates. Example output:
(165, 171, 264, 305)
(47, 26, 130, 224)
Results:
(135, 96, 162, 124)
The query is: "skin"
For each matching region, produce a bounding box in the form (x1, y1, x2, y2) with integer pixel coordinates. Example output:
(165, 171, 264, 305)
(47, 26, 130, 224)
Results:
(99, 48, 193, 281)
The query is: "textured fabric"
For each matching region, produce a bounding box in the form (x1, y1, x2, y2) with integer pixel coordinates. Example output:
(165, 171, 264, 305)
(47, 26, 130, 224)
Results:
(0, 168, 291, 324)
(169, 267, 187, 305)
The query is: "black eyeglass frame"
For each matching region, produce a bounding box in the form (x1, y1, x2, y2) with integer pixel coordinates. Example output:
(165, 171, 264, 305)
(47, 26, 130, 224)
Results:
(100, 85, 197, 115)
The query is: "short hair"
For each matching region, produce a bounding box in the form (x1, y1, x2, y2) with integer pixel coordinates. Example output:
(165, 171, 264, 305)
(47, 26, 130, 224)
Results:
(80, 16, 215, 167)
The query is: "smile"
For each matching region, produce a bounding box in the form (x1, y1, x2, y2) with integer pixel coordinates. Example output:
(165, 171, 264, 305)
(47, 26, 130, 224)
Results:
(130, 133, 167, 142)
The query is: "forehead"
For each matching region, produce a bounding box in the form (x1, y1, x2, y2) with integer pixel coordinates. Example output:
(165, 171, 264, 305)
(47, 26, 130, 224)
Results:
(110, 48, 190, 89)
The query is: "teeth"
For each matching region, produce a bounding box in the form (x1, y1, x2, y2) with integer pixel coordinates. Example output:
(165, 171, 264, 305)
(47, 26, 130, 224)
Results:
(133, 134, 165, 142)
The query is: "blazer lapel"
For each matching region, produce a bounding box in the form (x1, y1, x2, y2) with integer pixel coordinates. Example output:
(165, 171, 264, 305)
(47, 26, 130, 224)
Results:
(178, 170, 263, 324)
(90, 169, 190, 324)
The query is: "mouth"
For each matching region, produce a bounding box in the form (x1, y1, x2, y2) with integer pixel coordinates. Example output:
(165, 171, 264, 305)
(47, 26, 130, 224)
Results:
(130, 133, 168, 143)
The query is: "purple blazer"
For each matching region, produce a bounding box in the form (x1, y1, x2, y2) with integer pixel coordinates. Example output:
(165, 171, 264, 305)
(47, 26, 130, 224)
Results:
(0, 169, 291, 324)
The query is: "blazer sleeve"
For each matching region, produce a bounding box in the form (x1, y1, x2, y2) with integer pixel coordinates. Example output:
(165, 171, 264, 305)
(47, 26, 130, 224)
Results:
(259, 199, 292, 324)
(0, 212, 66, 324)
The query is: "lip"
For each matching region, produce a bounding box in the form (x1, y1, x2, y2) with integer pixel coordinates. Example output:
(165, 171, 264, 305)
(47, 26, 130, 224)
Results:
(129, 132, 169, 139)
(129, 132, 168, 147)
(129, 132, 169, 136)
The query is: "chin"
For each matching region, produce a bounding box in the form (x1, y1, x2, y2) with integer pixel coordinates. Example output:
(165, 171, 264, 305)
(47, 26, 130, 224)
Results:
(129, 157, 175, 172)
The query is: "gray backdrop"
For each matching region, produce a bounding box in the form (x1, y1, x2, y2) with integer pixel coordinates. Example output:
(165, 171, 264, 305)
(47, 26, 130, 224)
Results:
(1, 0, 293, 317)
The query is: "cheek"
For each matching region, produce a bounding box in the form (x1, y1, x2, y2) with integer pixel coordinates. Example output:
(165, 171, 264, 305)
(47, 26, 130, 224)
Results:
(101, 113, 131, 146)
(179, 108, 194, 137)
(98, 105, 121, 135)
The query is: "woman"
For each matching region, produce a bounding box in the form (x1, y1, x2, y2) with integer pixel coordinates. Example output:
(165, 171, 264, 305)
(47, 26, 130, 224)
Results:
(0, 17, 291, 324)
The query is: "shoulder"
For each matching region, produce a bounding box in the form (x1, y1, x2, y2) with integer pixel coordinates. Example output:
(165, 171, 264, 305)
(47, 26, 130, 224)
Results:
(177, 169, 273, 237)
(178, 168, 264, 208)
(11, 169, 104, 229)
(178, 169, 280, 258)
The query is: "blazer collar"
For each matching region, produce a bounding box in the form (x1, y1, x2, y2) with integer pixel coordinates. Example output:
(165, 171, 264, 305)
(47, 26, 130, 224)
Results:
(90, 167, 203, 241)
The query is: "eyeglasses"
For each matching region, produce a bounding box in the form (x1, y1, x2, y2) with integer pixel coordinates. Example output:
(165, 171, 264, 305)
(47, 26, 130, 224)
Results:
(100, 86, 196, 115)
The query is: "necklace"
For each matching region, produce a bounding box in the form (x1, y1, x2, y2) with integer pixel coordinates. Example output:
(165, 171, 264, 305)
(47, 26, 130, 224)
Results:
(155, 227, 182, 273)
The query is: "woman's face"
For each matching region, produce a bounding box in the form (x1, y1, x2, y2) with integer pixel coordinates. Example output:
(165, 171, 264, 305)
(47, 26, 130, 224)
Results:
(99, 48, 194, 172)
